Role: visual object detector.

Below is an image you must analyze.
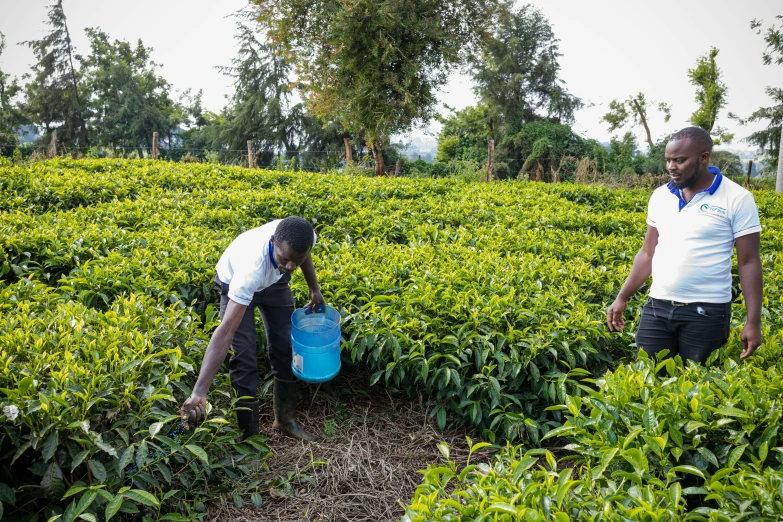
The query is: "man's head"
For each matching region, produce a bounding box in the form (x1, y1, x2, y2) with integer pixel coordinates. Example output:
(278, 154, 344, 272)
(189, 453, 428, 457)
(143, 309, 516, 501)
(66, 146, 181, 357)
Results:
(665, 127, 713, 189)
(271, 216, 315, 274)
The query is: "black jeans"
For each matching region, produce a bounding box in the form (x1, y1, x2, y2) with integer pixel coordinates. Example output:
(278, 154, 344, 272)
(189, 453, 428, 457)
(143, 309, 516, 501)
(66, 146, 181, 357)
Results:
(214, 273, 295, 398)
(635, 297, 732, 364)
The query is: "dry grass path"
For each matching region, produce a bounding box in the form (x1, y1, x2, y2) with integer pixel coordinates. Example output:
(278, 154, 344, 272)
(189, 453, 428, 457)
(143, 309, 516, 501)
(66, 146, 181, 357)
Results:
(206, 366, 486, 521)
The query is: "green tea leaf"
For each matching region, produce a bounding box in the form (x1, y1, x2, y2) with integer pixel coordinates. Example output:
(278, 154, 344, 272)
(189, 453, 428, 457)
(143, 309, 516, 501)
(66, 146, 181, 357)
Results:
(124, 489, 160, 509)
(105, 494, 124, 521)
(185, 444, 210, 468)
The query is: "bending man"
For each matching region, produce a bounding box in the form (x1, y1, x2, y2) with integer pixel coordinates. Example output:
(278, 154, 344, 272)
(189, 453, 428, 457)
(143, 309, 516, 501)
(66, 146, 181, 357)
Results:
(180, 216, 324, 440)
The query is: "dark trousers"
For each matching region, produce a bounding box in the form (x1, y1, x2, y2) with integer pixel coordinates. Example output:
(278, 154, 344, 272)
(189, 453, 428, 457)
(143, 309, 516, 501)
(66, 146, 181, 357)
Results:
(635, 297, 732, 364)
(214, 273, 295, 398)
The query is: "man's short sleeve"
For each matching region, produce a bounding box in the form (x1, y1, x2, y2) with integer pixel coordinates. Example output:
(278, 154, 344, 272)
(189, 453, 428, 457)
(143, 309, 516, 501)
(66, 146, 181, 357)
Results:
(646, 193, 659, 227)
(732, 193, 762, 239)
(227, 270, 263, 306)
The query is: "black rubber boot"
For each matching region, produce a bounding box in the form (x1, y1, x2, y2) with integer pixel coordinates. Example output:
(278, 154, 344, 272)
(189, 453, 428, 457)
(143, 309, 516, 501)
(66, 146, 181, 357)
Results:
(235, 399, 260, 440)
(272, 378, 318, 441)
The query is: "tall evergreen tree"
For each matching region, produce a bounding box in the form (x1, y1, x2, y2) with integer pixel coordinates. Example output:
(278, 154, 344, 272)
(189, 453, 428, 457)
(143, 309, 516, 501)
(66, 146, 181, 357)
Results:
(218, 15, 302, 165)
(0, 32, 25, 154)
(22, 0, 88, 149)
(473, 4, 582, 140)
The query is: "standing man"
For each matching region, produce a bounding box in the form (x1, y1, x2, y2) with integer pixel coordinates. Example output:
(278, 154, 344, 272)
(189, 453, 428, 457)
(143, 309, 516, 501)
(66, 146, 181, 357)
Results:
(180, 216, 324, 441)
(607, 127, 763, 363)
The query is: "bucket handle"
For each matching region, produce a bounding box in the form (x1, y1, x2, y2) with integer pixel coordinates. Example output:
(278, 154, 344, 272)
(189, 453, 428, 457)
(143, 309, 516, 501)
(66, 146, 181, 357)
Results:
(303, 304, 326, 315)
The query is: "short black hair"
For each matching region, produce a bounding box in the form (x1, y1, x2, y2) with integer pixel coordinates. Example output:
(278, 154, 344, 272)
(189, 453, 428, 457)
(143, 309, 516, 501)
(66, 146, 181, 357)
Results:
(669, 126, 713, 153)
(274, 216, 314, 253)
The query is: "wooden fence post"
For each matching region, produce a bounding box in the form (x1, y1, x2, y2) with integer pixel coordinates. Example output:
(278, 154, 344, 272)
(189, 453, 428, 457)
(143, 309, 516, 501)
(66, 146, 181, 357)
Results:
(746, 159, 753, 187)
(152, 132, 159, 160)
(247, 141, 255, 168)
(47, 130, 57, 158)
(485, 139, 494, 182)
(343, 137, 352, 163)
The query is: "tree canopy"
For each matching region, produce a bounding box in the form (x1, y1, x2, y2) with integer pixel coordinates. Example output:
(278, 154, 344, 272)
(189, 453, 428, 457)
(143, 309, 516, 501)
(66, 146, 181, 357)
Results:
(80, 28, 180, 151)
(732, 16, 782, 172)
(473, 4, 582, 140)
(0, 32, 25, 154)
(602, 93, 671, 150)
(688, 47, 733, 144)
(21, 0, 88, 149)
(253, 0, 500, 175)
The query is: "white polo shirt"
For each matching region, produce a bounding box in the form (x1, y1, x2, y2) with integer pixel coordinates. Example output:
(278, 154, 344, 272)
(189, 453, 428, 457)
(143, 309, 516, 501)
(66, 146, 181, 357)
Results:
(647, 167, 761, 303)
(215, 220, 317, 306)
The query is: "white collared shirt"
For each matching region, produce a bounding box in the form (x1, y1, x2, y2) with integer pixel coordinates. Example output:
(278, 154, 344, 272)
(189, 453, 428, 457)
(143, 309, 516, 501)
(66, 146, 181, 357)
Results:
(215, 220, 317, 306)
(647, 168, 761, 303)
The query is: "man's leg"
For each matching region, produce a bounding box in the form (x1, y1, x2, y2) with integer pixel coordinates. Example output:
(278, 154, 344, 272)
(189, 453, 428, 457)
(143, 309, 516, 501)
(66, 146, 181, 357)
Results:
(635, 298, 679, 360)
(216, 274, 260, 439)
(257, 276, 296, 382)
(675, 302, 732, 364)
(257, 276, 317, 441)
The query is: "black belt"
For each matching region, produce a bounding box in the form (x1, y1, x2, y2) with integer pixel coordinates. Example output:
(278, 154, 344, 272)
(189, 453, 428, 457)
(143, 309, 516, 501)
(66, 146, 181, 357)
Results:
(651, 297, 689, 307)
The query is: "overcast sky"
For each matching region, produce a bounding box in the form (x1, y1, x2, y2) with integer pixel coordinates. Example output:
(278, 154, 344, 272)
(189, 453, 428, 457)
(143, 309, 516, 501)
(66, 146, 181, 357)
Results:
(1, 0, 780, 151)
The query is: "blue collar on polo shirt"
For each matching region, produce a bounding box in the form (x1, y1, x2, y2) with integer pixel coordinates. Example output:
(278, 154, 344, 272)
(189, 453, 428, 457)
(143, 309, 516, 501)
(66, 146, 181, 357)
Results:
(268, 240, 278, 270)
(667, 166, 723, 211)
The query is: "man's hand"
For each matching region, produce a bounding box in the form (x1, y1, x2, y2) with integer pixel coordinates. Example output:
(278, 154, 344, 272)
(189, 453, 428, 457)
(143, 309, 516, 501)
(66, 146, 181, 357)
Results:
(179, 395, 207, 430)
(308, 287, 325, 309)
(740, 322, 762, 359)
(607, 298, 628, 332)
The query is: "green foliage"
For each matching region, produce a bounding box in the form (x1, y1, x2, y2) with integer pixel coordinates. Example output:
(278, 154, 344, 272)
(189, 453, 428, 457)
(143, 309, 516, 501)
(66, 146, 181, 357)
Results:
(688, 47, 733, 145)
(602, 92, 671, 149)
(473, 4, 582, 133)
(21, 0, 89, 149)
(0, 282, 268, 519)
(4, 159, 783, 519)
(80, 28, 180, 152)
(711, 150, 744, 178)
(751, 15, 783, 66)
(436, 104, 491, 164)
(548, 353, 783, 478)
(213, 14, 304, 162)
(0, 32, 25, 155)
(732, 16, 783, 172)
(254, 0, 499, 174)
(406, 336, 783, 519)
(501, 121, 596, 180)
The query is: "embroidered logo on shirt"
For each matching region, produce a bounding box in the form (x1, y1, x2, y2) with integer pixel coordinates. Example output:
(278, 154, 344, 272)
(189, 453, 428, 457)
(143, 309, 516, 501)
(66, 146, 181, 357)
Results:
(699, 203, 727, 217)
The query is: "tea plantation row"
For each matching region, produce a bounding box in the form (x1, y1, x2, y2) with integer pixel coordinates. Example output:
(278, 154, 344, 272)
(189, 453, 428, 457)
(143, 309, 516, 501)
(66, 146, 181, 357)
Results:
(1, 159, 782, 521)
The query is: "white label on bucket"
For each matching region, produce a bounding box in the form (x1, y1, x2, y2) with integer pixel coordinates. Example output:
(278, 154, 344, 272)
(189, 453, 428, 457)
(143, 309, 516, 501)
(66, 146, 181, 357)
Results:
(293, 354, 304, 374)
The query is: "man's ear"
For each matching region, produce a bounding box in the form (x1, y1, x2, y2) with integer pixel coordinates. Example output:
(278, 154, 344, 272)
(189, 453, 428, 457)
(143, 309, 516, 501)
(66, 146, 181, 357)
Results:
(701, 151, 710, 164)
(270, 235, 275, 245)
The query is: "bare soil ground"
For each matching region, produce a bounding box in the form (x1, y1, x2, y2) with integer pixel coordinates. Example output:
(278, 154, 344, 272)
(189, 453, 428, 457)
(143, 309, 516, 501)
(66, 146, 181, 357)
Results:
(205, 365, 485, 522)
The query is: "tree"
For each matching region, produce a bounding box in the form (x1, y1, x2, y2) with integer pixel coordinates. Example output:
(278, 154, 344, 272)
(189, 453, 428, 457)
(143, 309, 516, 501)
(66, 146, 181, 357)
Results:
(688, 47, 733, 144)
(22, 0, 88, 149)
(80, 28, 181, 153)
(0, 32, 25, 154)
(449, 4, 585, 180)
(254, 0, 499, 176)
(217, 14, 305, 166)
(435, 104, 491, 163)
(472, 4, 582, 141)
(731, 16, 782, 175)
(602, 92, 671, 150)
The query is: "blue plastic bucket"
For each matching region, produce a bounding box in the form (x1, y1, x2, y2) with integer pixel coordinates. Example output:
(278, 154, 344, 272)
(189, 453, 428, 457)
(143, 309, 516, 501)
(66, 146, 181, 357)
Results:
(290, 304, 341, 383)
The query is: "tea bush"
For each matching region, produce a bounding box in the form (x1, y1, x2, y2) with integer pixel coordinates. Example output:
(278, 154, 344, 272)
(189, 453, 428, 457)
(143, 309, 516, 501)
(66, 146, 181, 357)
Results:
(2, 159, 782, 519)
